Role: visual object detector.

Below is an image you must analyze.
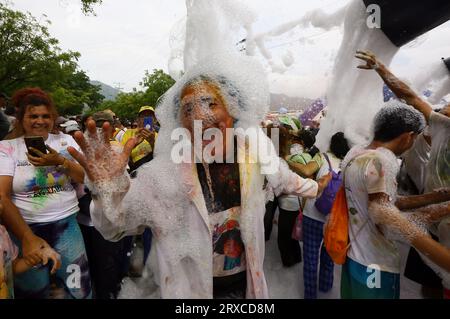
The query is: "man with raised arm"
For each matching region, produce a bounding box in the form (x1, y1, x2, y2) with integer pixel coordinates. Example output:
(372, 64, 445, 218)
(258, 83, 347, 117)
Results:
(355, 50, 450, 298)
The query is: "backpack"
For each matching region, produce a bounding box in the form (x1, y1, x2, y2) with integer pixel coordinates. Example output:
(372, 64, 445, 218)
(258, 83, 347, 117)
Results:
(323, 157, 369, 265)
(314, 153, 342, 215)
(323, 185, 349, 265)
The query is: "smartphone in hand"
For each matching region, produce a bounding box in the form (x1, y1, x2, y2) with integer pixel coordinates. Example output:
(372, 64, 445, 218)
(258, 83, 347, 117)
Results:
(143, 117, 153, 131)
(24, 136, 48, 157)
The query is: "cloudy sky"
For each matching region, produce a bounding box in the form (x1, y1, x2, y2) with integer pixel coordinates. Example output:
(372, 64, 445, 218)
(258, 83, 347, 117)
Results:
(10, 0, 450, 97)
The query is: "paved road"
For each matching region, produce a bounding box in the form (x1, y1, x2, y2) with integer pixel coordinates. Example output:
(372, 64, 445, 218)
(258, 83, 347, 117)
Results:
(263, 213, 423, 299)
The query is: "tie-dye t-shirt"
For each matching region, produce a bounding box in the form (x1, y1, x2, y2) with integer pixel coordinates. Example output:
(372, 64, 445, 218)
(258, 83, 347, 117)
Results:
(0, 134, 81, 223)
(0, 225, 18, 299)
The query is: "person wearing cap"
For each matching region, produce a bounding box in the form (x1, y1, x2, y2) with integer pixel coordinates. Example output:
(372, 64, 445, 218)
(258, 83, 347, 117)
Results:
(103, 109, 116, 119)
(120, 106, 158, 172)
(90, 111, 122, 150)
(53, 116, 68, 134)
(60, 120, 80, 137)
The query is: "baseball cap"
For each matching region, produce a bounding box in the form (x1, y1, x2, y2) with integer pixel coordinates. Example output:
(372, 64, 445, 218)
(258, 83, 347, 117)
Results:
(92, 111, 114, 127)
(60, 120, 80, 133)
(55, 116, 68, 126)
(103, 109, 116, 117)
(138, 106, 155, 114)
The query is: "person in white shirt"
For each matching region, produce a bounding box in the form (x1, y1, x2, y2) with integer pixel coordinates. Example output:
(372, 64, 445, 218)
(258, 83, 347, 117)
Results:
(338, 101, 449, 298)
(302, 132, 350, 299)
(0, 87, 91, 299)
(356, 50, 450, 298)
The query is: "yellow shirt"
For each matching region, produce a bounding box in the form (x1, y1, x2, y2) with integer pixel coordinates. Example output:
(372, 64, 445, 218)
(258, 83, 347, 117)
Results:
(121, 129, 157, 163)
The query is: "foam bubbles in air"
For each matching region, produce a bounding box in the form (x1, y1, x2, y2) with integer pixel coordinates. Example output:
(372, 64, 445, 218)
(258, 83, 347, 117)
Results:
(315, 0, 400, 150)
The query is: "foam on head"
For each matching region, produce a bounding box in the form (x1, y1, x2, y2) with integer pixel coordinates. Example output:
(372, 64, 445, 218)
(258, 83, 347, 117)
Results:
(155, 51, 269, 158)
(372, 100, 426, 141)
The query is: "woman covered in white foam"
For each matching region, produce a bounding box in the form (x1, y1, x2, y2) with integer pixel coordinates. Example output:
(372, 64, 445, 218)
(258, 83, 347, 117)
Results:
(67, 53, 331, 299)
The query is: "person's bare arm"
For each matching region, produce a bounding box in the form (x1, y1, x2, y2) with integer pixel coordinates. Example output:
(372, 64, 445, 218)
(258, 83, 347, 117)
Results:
(369, 193, 450, 272)
(286, 158, 320, 178)
(396, 188, 450, 210)
(13, 247, 61, 275)
(12, 258, 33, 274)
(355, 50, 433, 122)
(0, 177, 53, 257)
(412, 234, 450, 273)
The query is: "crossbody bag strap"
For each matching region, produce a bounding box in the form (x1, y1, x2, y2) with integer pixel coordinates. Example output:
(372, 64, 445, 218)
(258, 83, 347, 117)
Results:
(322, 152, 333, 173)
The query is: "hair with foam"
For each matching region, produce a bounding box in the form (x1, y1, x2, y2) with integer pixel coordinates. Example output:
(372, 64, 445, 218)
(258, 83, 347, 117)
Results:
(372, 101, 426, 142)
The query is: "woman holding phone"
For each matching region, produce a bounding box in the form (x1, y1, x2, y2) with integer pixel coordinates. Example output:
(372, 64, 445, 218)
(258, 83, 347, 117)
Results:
(0, 87, 91, 299)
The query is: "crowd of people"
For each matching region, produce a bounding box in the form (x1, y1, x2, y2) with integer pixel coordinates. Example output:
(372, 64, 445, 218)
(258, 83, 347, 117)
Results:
(0, 50, 449, 299)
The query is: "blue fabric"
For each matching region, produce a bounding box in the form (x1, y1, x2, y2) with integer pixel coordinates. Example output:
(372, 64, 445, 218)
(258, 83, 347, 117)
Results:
(302, 215, 334, 299)
(314, 153, 342, 215)
(341, 257, 400, 299)
(12, 214, 92, 299)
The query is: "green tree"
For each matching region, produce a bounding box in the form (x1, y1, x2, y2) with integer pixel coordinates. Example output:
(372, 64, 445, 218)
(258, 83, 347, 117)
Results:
(0, 3, 103, 115)
(95, 70, 175, 121)
(80, 0, 102, 15)
(140, 69, 176, 102)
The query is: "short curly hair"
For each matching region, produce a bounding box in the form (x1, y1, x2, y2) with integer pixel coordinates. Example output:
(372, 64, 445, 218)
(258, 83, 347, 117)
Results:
(11, 87, 58, 135)
(373, 102, 425, 142)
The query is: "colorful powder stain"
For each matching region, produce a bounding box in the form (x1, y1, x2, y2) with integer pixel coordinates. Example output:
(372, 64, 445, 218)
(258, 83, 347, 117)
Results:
(25, 167, 69, 209)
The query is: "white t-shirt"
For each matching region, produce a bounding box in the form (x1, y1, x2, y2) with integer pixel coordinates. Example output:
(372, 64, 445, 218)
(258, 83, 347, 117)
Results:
(278, 194, 300, 211)
(402, 132, 431, 194)
(0, 134, 81, 224)
(303, 152, 342, 223)
(342, 146, 401, 274)
(425, 111, 449, 192)
(114, 128, 127, 144)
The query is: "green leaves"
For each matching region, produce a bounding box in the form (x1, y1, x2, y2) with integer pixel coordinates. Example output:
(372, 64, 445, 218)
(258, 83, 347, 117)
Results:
(80, 0, 103, 15)
(0, 3, 103, 116)
(140, 69, 176, 97)
(94, 70, 175, 122)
